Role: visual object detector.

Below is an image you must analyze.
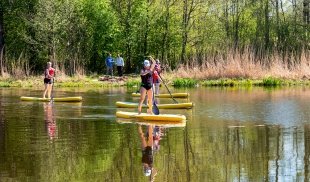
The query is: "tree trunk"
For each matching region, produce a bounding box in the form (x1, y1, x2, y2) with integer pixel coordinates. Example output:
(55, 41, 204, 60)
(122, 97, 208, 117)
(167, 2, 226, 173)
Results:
(181, 0, 189, 64)
(275, 0, 281, 50)
(224, 1, 230, 39)
(143, 0, 150, 56)
(0, 1, 4, 76)
(303, 0, 310, 47)
(304, 0, 310, 24)
(264, 0, 270, 51)
(234, 0, 240, 50)
(27, 0, 37, 74)
(125, 0, 132, 73)
(161, 0, 171, 64)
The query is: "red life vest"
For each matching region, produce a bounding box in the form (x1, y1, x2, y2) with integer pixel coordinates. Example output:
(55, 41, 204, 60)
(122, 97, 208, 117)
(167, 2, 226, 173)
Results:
(153, 70, 159, 82)
(49, 68, 55, 76)
(45, 68, 55, 78)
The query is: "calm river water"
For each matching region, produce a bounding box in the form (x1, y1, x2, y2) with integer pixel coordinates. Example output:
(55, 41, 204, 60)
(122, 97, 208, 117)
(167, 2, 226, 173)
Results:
(0, 86, 309, 182)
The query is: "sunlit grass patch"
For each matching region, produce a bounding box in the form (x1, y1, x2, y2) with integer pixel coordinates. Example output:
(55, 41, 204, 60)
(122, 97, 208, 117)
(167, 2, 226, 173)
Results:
(0, 81, 11, 87)
(261, 77, 283, 86)
(173, 78, 198, 87)
(201, 79, 254, 87)
(125, 78, 140, 88)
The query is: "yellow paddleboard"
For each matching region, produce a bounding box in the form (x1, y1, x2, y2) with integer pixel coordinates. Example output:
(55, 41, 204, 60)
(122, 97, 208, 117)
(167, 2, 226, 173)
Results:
(20, 96, 82, 102)
(116, 118, 186, 127)
(116, 101, 193, 109)
(116, 111, 186, 122)
(132, 93, 189, 98)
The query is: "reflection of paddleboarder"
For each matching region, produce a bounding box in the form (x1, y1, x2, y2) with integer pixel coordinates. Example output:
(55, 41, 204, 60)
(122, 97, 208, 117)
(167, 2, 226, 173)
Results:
(138, 125, 157, 181)
(44, 102, 56, 140)
(153, 126, 164, 152)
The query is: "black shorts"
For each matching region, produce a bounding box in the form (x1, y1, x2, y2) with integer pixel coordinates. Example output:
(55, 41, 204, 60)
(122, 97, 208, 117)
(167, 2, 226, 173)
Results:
(44, 78, 53, 84)
(141, 83, 152, 90)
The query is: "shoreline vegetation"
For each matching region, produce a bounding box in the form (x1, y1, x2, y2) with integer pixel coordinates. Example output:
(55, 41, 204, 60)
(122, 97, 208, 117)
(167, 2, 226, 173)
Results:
(1, 75, 309, 88)
(0, 63, 310, 88)
(1, 50, 309, 88)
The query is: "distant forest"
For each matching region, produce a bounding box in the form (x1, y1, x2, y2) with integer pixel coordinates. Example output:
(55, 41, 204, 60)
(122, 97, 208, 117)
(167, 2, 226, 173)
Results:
(0, 0, 309, 76)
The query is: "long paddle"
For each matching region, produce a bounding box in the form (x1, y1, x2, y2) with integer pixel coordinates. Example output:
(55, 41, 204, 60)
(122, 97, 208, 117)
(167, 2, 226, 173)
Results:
(50, 67, 56, 103)
(158, 74, 178, 104)
(152, 84, 160, 115)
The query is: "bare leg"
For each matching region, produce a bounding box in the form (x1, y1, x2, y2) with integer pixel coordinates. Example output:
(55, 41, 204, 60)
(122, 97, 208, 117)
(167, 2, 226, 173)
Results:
(146, 125, 154, 146)
(43, 84, 48, 98)
(47, 84, 52, 98)
(146, 89, 153, 114)
(138, 125, 147, 149)
(153, 83, 160, 95)
(138, 87, 147, 114)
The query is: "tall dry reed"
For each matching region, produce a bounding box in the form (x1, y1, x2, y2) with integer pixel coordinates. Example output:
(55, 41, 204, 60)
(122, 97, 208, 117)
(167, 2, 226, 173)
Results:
(175, 49, 310, 80)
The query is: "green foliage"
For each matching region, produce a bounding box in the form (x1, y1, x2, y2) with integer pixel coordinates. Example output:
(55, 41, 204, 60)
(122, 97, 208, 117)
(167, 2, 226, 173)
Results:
(261, 77, 283, 86)
(173, 78, 197, 87)
(1, 0, 309, 75)
(125, 79, 140, 88)
(202, 79, 254, 87)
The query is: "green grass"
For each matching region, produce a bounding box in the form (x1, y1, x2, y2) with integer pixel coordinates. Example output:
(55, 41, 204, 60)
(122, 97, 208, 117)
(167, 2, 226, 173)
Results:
(202, 79, 255, 87)
(173, 78, 198, 87)
(0, 75, 309, 88)
(261, 77, 283, 86)
(125, 78, 140, 88)
(201, 77, 310, 87)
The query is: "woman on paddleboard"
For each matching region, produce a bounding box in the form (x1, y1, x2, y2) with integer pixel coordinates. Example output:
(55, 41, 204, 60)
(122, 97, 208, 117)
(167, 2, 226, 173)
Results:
(43, 62, 55, 99)
(138, 56, 156, 114)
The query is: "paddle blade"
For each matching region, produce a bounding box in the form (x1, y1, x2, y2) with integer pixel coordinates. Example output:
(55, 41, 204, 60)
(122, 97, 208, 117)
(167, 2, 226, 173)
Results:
(152, 102, 160, 115)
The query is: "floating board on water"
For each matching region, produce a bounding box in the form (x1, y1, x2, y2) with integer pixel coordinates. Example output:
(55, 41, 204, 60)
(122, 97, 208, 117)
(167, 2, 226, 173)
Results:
(116, 101, 193, 109)
(20, 96, 82, 102)
(116, 111, 186, 122)
(116, 119, 186, 127)
(132, 93, 189, 98)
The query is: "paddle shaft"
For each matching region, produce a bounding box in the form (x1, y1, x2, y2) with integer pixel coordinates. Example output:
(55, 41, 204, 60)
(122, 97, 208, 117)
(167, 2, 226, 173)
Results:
(50, 68, 56, 102)
(152, 83, 160, 115)
(158, 74, 178, 103)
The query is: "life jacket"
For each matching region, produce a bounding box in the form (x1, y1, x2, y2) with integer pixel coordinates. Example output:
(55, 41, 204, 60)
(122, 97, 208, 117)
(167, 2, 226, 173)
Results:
(153, 70, 159, 82)
(45, 68, 55, 78)
(49, 68, 55, 76)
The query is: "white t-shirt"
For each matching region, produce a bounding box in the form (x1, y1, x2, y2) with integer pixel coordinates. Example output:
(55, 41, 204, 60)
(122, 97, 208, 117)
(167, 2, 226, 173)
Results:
(116, 57, 124, 66)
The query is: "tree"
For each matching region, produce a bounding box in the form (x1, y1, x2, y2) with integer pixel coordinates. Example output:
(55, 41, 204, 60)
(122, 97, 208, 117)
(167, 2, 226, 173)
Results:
(0, 0, 4, 75)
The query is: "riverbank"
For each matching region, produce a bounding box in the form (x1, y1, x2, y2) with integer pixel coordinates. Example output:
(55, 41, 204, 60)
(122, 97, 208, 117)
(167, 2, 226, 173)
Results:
(0, 74, 310, 88)
(0, 75, 139, 88)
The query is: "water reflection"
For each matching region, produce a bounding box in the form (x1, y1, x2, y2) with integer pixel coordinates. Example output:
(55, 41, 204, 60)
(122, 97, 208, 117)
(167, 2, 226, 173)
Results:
(43, 102, 57, 140)
(0, 87, 309, 181)
(138, 124, 165, 182)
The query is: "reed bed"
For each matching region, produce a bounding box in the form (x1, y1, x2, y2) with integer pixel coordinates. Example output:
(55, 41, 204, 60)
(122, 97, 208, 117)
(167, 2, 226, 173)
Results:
(174, 49, 310, 80)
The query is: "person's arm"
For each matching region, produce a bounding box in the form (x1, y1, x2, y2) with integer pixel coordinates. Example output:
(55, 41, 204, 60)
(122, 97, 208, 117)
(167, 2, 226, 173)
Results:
(121, 58, 124, 66)
(140, 69, 149, 76)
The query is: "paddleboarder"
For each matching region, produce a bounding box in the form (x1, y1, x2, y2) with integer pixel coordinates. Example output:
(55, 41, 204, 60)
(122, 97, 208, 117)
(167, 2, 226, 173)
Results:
(43, 62, 55, 99)
(153, 59, 161, 95)
(138, 56, 156, 114)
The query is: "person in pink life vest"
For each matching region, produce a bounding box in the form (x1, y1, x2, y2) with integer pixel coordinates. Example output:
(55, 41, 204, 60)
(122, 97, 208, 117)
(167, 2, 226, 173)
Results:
(43, 62, 55, 99)
(152, 59, 161, 95)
